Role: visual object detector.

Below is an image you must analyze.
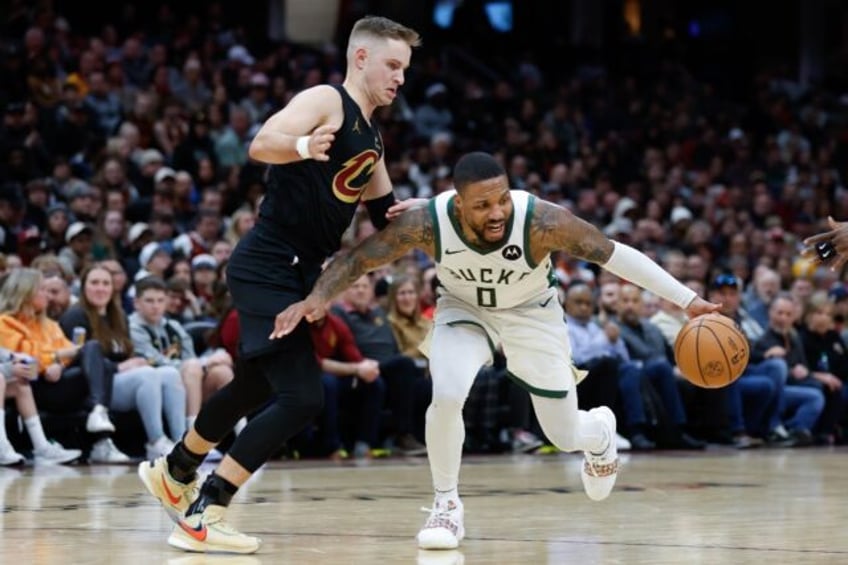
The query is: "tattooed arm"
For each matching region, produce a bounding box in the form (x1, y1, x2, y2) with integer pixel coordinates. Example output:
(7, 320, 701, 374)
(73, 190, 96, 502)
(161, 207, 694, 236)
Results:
(528, 198, 719, 317)
(312, 205, 435, 303)
(528, 199, 614, 265)
(270, 205, 434, 337)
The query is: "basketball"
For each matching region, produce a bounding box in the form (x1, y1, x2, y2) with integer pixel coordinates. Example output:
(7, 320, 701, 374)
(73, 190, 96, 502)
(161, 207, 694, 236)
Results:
(674, 313, 749, 388)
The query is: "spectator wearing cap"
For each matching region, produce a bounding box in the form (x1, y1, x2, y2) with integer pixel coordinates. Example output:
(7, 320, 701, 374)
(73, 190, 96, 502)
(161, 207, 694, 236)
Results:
(121, 221, 154, 282)
(135, 148, 165, 197)
(66, 180, 99, 223)
(190, 253, 218, 318)
(240, 72, 272, 124)
(135, 241, 172, 284)
(58, 221, 94, 275)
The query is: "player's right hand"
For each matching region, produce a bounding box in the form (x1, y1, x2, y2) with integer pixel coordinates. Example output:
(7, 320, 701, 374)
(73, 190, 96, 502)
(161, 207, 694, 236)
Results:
(269, 296, 327, 339)
(307, 124, 337, 162)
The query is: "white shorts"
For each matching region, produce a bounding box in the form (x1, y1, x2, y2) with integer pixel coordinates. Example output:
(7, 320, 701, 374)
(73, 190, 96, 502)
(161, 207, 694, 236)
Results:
(420, 287, 585, 398)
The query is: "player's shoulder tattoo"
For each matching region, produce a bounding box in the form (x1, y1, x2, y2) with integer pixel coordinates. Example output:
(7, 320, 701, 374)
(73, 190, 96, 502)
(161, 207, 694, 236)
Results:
(529, 199, 610, 263)
(391, 205, 435, 250)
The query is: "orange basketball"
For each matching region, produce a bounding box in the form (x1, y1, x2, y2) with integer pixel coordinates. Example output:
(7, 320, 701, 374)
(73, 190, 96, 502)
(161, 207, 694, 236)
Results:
(674, 313, 749, 389)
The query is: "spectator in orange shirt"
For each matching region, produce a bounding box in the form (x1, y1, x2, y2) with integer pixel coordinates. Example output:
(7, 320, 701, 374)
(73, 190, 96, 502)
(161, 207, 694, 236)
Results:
(0, 268, 128, 462)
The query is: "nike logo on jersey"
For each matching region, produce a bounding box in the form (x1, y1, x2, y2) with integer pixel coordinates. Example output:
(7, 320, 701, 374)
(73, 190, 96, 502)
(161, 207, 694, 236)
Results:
(539, 296, 554, 308)
(445, 249, 466, 255)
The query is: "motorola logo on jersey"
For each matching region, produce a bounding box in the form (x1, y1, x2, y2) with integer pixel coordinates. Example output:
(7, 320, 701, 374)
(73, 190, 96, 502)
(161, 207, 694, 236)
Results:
(332, 149, 379, 203)
(502, 245, 522, 261)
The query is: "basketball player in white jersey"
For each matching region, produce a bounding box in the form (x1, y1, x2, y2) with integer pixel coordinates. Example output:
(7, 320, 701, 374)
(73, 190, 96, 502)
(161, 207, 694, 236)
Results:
(271, 152, 720, 550)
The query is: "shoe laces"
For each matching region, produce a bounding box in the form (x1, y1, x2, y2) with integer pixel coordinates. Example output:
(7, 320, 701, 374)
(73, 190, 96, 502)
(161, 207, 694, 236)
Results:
(420, 499, 461, 530)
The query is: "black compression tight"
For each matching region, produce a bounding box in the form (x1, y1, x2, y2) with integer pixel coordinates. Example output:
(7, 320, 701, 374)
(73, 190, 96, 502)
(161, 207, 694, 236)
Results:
(193, 346, 324, 472)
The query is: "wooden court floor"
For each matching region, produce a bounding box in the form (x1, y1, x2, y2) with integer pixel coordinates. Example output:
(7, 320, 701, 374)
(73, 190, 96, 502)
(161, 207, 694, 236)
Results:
(1, 447, 846, 564)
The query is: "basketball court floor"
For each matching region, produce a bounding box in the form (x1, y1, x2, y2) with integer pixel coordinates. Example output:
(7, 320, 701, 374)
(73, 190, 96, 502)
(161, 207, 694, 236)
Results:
(1, 447, 845, 564)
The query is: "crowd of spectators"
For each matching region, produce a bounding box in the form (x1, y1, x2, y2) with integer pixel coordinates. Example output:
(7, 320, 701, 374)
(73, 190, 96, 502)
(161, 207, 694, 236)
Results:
(1, 3, 847, 464)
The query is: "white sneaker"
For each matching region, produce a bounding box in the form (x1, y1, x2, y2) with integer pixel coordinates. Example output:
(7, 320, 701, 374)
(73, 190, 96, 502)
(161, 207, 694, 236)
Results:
(417, 496, 465, 550)
(616, 433, 632, 451)
(146, 436, 176, 460)
(86, 405, 116, 433)
(89, 438, 131, 464)
(580, 406, 619, 501)
(33, 441, 82, 465)
(0, 441, 24, 466)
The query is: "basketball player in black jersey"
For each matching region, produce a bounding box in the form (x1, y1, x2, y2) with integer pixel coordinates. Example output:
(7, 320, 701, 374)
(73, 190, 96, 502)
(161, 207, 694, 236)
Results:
(138, 16, 421, 554)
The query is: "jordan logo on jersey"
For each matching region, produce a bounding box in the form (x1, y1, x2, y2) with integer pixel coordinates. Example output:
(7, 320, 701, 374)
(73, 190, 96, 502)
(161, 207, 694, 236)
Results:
(332, 149, 379, 203)
(352, 118, 361, 133)
(502, 245, 522, 261)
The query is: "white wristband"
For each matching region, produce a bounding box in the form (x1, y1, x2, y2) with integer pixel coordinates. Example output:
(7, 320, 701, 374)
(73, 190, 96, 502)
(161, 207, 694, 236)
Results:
(603, 241, 697, 309)
(295, 135, 311, 160)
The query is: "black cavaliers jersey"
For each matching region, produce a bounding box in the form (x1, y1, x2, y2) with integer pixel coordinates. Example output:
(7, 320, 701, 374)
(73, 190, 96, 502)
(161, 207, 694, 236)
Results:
(252, 85, 383, 262)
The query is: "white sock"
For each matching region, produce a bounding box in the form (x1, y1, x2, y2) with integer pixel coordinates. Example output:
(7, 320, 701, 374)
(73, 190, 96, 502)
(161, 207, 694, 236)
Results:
(24, 416, 50, 451)
(435, 487, 459, 502)
(186, 416, 197, 431)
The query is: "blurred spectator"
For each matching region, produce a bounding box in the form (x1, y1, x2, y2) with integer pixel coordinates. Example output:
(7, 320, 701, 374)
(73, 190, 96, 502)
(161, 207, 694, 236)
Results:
(332, 275, 428, 455)
(309, 311, 385, 460)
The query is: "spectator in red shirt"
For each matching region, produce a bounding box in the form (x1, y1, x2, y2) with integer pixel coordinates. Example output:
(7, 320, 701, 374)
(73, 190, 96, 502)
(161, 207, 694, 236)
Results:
(309, 312, 385, 460)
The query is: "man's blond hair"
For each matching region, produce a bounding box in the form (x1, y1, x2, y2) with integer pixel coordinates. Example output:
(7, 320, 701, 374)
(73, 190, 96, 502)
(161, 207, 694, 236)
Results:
(347, 15, 420, 59)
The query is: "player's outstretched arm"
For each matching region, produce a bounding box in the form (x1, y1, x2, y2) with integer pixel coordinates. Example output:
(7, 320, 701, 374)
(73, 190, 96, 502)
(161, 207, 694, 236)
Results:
(529, 199, 720, 318)
(270, 206, 436, 338)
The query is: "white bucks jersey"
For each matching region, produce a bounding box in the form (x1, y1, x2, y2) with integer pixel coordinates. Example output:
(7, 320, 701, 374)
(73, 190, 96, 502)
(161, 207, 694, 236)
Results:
(428, 190, 555, 310)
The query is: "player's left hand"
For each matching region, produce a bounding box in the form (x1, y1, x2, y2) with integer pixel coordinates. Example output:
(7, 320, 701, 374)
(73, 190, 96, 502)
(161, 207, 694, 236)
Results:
(269, 296, 327, 339)
(386, 198, 427, 221)
(802, 216, 848, 271)
(684, 297, 722, 319)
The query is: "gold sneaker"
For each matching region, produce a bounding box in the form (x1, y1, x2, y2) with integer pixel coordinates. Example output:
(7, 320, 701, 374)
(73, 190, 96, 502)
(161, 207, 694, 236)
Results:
(168, 505, 261, 554)
(137, 456, 198, 522)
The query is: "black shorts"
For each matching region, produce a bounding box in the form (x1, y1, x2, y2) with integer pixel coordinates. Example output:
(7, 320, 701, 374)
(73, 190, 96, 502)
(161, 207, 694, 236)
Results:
(227, 237, 323, 359)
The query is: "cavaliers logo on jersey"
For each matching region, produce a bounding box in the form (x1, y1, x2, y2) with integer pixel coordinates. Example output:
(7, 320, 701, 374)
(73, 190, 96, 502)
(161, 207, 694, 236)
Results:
(502, 245, 522, 261)
(332, 149, 379, 203)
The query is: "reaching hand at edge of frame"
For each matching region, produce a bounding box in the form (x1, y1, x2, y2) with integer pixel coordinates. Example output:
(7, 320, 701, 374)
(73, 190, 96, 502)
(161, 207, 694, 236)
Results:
(385, 197, 427, 221)
(684, 296, 722, 319)
(269, 295, 328, 339)
(802, 216, 848, 271)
